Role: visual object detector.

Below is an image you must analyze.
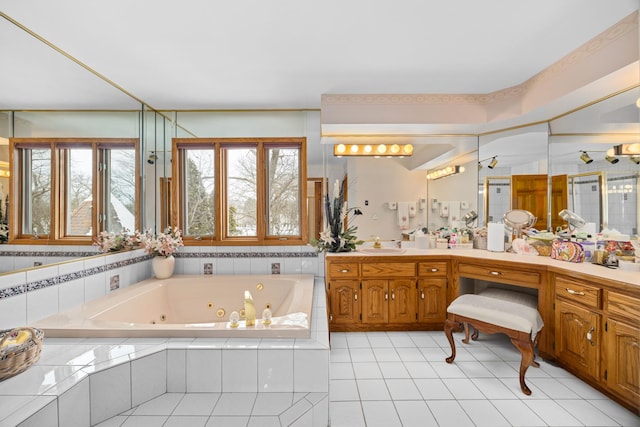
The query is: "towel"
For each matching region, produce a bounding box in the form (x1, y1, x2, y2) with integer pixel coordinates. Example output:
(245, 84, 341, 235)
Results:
(397, 202, 410, 230)
(408, 202, 417, 218)
(448, 201, 461, 227)
(439, 203, 449, 218)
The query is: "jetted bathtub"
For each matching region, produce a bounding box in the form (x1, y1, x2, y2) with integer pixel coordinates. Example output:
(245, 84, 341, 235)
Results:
(34, 274, 314, 338)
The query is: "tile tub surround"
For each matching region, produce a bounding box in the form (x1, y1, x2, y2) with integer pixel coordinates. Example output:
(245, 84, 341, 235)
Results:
(0, 278, 329, 427)
(0, 246, 323, 331)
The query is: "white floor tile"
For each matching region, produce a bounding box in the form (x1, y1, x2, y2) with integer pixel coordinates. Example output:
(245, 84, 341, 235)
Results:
(394, 400, 439, 427)
(588, 399, 640, 427)
(458, 399, 510, 426)
(395, 347, 425, 362)
(247, 415, 281, 426)
(418, 346, 448, 361)
(330, 379, 359, 401)
(481, 360, 519, 377)
(173, 393, 219, 416)
(330, 347, 351, 363)
(470, 378, 518, 399)
(329, 401, 366, 427)
(407, 332, 440, 348)
(527, 377, 581, 399)
(523, 399, 583, 426)
(443, 378, 485, 399)
(349, 347, 376, 362)
(346, 334, 371, 348)
(163, 416, 208, 427)
(430, 361, 467, 378)
(361, 401, 402, 427)
(372, 347, 401, 361)
(211, 393, 257, 416)
(356, 379, 391, 400)
(329, 333, 348, 348)
(93, 415, 128, 426)
(205, 416, 249, 426)
(388, 333, 416, 348)
(366, 334, 394, 348)
(413, 378, 454, 400)
(490, 399, 547, 426)
(426, 400, 475, 427)
(252, 393, 294, 416)
(132, 393, 183, 416)
(330, 362, 355, 379)
(455, 361, 494, 378)
(385, 378, 422, 400)
(121, 415, 168, 427)
(555, 399, 622, 426)
(378, 361, 410, 379)
(352, 362, 382, 379)
(403, 361, 438, 378)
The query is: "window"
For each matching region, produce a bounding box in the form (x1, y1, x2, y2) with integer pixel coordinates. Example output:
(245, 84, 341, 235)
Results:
(10, 138, 139, 244)
(173, 138, 306, 244)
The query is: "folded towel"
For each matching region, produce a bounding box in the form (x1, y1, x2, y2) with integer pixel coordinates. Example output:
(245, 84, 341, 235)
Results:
(408, 201, 417, 218)
(397, 202, 410, 230)
(448, 201, 461, 227)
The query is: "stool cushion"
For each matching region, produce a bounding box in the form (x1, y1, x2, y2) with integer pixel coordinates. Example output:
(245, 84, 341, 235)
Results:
(447, 291, 544, 335)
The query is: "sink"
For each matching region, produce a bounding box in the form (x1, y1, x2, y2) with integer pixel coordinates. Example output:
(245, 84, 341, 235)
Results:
(358, 247, 406, 254)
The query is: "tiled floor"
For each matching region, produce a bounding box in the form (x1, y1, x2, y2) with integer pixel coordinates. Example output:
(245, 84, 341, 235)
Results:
(93, 331, 640, 427)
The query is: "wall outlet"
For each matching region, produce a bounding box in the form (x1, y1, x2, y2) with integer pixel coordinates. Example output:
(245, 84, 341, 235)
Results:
(203, 262, 213, 275)
(110, 274, 120, 291)
(271, 263, 281, 274)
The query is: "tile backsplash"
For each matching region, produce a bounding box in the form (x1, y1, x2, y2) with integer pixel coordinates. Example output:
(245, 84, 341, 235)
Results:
(0, 246, 322, 330)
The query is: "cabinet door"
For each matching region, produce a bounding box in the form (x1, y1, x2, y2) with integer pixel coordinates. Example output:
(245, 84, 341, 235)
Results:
(555, 299, 600, 380)
(389, 279, 416, 323)
(362, 280, 389, 323)
(417, 278, 447, 323)
(329, 280, 360, 325)
(605, 318, 640, 408)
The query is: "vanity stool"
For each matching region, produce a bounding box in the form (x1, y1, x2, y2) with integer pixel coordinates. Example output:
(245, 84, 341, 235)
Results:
(443, 288, 544, 395)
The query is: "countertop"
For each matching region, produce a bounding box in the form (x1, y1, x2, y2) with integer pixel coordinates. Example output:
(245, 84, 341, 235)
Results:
(326, 247, 640, 287)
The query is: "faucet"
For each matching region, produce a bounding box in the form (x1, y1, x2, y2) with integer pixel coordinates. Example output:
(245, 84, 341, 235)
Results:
(244, 290, 256, 326)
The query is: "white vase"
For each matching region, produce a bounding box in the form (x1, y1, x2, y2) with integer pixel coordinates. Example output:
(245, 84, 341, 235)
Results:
(152, 255, 175, 279)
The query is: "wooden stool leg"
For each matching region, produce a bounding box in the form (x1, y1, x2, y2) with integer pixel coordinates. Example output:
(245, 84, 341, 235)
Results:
(531, 332, 541, 368)
(462, 323, 470, 344)
(510, 338, 535, 395)
(444, 319, 461, 363)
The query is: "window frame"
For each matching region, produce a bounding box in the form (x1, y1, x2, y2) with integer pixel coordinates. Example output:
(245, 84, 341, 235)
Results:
(172, 137, 307, 246)
(9, 138, 140, 245)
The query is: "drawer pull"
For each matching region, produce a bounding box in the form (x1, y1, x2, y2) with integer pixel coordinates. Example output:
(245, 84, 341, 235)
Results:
(565, 288, 585, 296)
(354, 292, 358, 301)
(421, 289, 425, 300)
(430, 268, 439, 272)
(489, 271, 502, 276)
(340, 269, 350, 273)
(385, 292, 388, 301)
(586, 326, 595, 346)
(391, 290, 395, 301)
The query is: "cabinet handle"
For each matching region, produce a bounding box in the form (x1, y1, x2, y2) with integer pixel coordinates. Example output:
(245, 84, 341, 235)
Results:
(586, 326, 595, 346)
(565, 288, 585, 296)
(391, 290, 395, 301)
(489, 271, 502, 276)
(385, 292, 388, 301)
(430, 268, 439, 272)
(340, 269, 350, 273)
(354, 292, 358, 301)
(421, 289, 425, 300)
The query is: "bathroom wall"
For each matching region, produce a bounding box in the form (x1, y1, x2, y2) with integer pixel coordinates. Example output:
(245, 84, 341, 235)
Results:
(427, 159, 479, 230)
(0, 245, 322, 330)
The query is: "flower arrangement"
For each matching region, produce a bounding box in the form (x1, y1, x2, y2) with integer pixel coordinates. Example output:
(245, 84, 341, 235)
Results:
(94, 229, 135, 252)
(136, 226, 184, 257)
(311, 178, 363, 253)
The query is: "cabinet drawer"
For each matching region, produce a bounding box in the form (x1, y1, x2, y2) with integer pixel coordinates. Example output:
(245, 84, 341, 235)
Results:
(606, 291, 640, 322)
(418, 262, 448, 277)
(362, 262, 415, 277)
(555, 277, 601, 309)
(458, 263, 540, 287)
(328, 263, 359, 278)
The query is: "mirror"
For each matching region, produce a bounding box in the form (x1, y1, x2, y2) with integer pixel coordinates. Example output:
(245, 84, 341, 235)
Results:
(478, 125, 549, 229)
(549, 86, 639, 236)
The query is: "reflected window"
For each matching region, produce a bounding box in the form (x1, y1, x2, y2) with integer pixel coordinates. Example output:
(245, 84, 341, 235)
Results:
(174, 138, 306, 244)
(11, 138, 139, 243)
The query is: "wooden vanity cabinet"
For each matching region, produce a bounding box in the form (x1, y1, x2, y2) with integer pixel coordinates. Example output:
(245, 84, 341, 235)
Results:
(326, 256, 448, 331)
(603, 290, 640, 410)
(554, 276, 602, 381)
(417, 261, 448, 324)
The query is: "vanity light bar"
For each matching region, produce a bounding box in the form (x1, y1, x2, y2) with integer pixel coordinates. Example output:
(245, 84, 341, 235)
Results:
(426, 165, 465, 180)
(333, 143, 413, 157)
(613, 143, 640, 156)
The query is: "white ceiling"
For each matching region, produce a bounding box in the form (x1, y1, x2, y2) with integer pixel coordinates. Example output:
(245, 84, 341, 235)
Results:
(0, 0, 638, 110)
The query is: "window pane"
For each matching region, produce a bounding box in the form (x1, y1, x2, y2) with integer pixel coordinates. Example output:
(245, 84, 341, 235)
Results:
(65, 149, 93, 236)
(105, 149, 136, 233)
(267, 147, 300, 235)
(22, 149, 51, 236)
(183, 149, 215, 236)
(226, 148, 256, 236)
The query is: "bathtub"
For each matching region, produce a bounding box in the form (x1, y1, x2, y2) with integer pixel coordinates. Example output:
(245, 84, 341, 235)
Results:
(33, 274, 314, 338)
